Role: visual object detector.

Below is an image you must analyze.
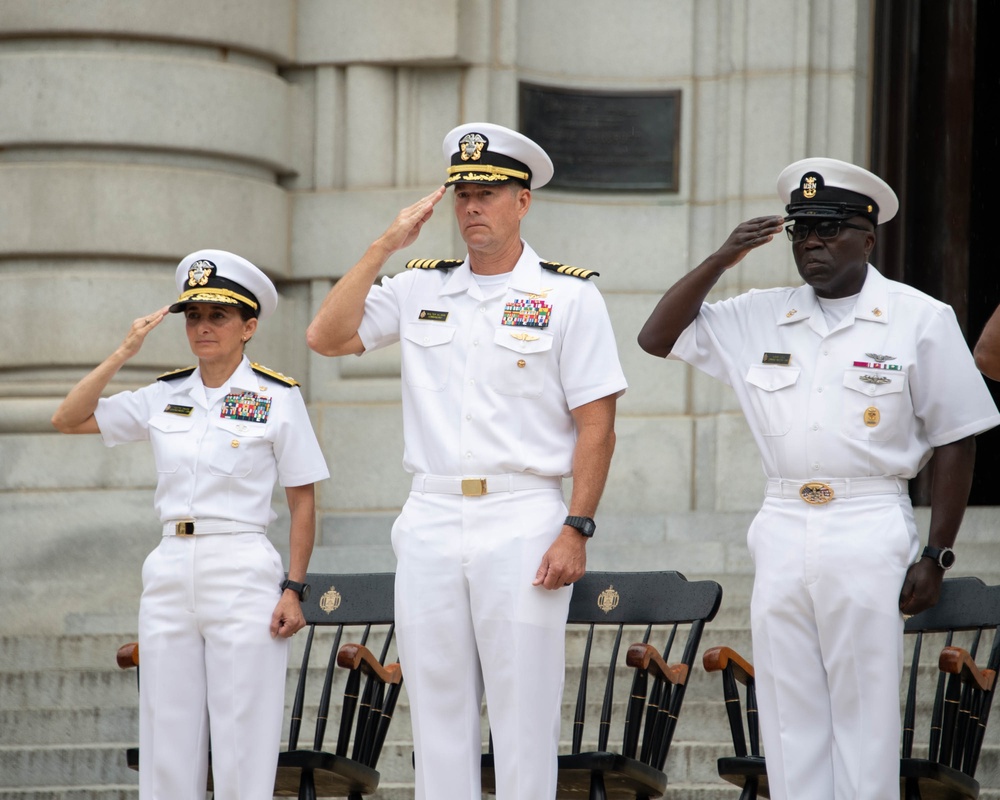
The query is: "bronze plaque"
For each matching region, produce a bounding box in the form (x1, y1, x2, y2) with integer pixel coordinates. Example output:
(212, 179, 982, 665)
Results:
(519, 83, 681, 191)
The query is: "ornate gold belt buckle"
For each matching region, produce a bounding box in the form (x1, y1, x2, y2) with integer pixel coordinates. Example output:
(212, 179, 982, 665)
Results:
(175, 520, 195, 536)
(461, 478, 488, 497)
(799, 482, 834, 505)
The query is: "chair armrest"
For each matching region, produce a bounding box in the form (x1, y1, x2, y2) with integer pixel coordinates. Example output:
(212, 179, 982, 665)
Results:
(626, 642, 689, 685)
(337, 643, 403, 685)
(116, 642, 139, 670)
(703, 646, 755, 685)
(939, 645, 997, 692)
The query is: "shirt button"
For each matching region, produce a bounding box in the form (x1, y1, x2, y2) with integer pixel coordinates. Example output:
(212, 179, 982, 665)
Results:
(817, 387, 823, 393)
(812, 463, 821, 471)
(811, 423, 819, 431)
(466, 414, 472, 421)
(465, 452, 473, 459)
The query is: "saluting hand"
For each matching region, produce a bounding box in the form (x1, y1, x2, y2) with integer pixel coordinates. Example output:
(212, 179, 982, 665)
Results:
(375, 185, 448, 255)
(710, 215, 786, 271)
(119, 305, 170, 360)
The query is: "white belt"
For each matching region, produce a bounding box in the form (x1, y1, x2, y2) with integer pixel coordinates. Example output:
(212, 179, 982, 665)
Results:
(765, 477, 908, 505)
(411, 473, 562, 497)
(162, 519, 267, 536)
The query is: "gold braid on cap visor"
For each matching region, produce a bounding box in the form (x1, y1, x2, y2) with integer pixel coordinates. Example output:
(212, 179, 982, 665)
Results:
(446, 164, 530, 183)
(174, 287, 259, 311)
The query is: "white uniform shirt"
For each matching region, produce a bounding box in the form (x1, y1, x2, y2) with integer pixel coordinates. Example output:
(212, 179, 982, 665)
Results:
(95, 356, 329, 527)
(357, 241, 627, 477)
(671, 264, 1000, 479)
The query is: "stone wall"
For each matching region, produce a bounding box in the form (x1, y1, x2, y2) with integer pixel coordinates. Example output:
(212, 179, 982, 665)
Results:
(0, 0, 874, 631)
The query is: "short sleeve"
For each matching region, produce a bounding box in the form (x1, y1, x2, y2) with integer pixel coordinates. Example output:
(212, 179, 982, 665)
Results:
(94, 384, 161, 447)
(270, 386, 331, 487)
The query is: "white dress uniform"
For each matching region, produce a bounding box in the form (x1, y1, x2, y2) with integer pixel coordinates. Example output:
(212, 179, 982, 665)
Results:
(356, 240, 627, 800)
(670, 263, 1000, 800)
(95, 355, 329, 800)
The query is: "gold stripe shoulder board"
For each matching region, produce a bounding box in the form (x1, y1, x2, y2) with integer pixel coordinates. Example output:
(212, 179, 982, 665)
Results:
(405, 258, 464, 271)
(156, 366, 196, 382)
(540, 261, 600, 280)
(251, 363, 299, 387)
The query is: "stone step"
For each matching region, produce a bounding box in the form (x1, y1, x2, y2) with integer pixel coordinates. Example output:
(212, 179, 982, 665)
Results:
(4, 739, 999, 794)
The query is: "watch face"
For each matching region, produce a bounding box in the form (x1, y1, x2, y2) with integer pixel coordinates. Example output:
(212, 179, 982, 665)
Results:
(940, 550, 956, 569)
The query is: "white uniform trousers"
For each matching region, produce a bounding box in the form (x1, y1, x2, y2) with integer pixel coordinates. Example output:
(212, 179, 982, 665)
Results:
(138, 532, 289, 800)
(747, 493, 920, 800)
(392, 487, 572, 800)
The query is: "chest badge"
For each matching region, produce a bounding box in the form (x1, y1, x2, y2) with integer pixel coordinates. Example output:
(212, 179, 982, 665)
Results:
(860, 374, 891, 385)
(221, 390, 272, 423)
(511, 332, 540, 342)
(864, 406, 881, 427)
(164, 404, 194, 416)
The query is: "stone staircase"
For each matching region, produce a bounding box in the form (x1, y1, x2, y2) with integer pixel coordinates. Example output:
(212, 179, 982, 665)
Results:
(3, 507, 1000, 798)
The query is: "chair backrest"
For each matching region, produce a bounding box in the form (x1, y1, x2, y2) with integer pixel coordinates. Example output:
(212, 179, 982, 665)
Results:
(565, 571, 723, 769)
(286, 572, 398, 768)
(902, 576, 1000, 780)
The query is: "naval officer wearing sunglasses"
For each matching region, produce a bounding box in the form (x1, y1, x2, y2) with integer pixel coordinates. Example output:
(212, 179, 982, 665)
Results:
(638, 157, 999, 800)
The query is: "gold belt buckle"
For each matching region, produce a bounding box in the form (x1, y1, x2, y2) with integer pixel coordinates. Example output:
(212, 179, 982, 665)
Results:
(799, 482, 834, 505)
(461, 478, 488, 497)
(175, 520, 195, 536)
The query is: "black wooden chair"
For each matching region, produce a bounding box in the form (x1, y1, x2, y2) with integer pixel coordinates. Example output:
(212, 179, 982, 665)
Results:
(703, 576, 1000, 799)
(481, 570, 724, 800)
(116, 572, 401, 800)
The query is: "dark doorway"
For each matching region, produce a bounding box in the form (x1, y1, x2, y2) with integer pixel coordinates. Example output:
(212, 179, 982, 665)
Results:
(871, 0, 1000, 505)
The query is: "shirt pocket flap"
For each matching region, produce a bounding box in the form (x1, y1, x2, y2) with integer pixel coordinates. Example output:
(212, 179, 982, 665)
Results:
(842, 368, 906, 397)
(215, 417, 268, 437)
(148, 413, 195, 434)
(745, 364, 800, 392)
(493, 328, 555, 354)
(403, 322, 457, 348)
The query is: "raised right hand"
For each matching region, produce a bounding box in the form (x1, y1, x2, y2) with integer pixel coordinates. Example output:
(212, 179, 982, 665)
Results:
(375, 185, 448, 255)
(711, 215, 786, 270)
(119, 305, 170, 359)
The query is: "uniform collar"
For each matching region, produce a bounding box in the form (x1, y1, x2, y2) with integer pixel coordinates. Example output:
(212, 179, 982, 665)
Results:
(438, 240, 542, 297)
(169, 356, 258, 408)
(775, 263, 888, 327)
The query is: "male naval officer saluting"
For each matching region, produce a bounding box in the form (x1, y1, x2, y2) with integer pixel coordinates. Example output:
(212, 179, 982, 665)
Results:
(638, 157, 1000, 800)
(307, 122, 627, 800)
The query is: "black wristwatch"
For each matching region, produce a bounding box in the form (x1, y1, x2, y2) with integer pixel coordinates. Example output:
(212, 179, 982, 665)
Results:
(280, 579, 311, 602)
(564, 516, 596, 538)
(921, 545, 956, 571)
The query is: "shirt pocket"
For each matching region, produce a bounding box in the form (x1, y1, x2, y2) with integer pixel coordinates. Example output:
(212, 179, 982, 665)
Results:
(401, 322, 457, 391)
(489, 328, 554, 398)
(841, 368, 907, 441)
(147, 413, 196, 474)
(209, 417, 268, 477)
(744, 364, 800, 436)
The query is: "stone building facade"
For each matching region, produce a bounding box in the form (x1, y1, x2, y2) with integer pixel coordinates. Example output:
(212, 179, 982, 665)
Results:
(0, 0, 875, 631)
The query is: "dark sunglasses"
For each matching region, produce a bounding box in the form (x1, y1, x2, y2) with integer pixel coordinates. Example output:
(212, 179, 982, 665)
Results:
(785, 220, 872, 242)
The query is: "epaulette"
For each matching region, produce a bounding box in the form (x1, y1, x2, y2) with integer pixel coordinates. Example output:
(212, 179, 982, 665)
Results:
(540, 261, 600, 280)
(157, 366, 196, 382)
(251, 362, 299, 387)
(406, 258, 464, 270)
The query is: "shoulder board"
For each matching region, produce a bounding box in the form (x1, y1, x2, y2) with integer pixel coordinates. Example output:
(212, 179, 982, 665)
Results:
(157, 366, 196, 382)
(540, 261, 600, 280)
(405, 258, 464, 270)
(251, 363, 299, 388)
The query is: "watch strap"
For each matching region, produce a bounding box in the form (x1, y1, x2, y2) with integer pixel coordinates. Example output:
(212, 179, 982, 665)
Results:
(921, 545, 955, 571)
(564, 515, 596, 538)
